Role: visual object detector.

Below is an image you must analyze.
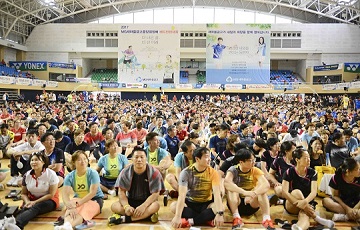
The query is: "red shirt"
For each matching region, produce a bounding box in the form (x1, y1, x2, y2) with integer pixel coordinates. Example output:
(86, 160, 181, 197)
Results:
(84, 132, 104, 146)
(176, 129, 188, 141)
(10, 127, 26, 143)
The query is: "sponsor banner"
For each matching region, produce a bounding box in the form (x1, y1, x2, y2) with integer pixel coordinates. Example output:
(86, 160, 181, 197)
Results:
(9, 61, 47, 71)
(206, 24, 271, 84)
(16, 78, 32, 85)
(48, 62, 76, 69)
(194, 83, 204, 89)
(33, 79, 46, 86)
(65, 78, 77, 82)
(337, 82, 350, 88)
(344, 63, 360, 73)
(46, 81, 58, 87)
(350, 81, 360, 88)
(175, 84, 193, 89)
(77, 78, 91, 83)
(322, 84, 337, 90)
(225, 84, 243, 90)
(99, 82, 120, 88)
(202, 84, 221, 89)
(126, 83, 143, 88)
(246, 84, 273, 89)
(273, 84, 293, 90)
(313, 64, 339, 71)
(0, 76, 15, 84)
(118, 24, 180, 84)
(148, 84, 174, 89)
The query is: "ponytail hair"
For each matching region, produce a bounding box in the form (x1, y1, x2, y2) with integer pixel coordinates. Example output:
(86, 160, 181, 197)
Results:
(279, 141, 295, 157)
(292, 147, 306, 166)
(335, 157, 358, 176)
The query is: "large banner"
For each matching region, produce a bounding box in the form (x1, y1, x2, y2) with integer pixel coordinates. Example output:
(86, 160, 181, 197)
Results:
(313, 64, 340, 71)
(118, 25, 180, 84)
(9, 61, 47, 71)
(206, 24, 271, 84)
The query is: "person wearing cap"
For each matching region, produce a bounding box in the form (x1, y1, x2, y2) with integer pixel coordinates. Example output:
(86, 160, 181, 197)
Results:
(209, 124, 229, 166)
(239, 123, 255, 146)
(7, 129, 45, 187)
(230, 120, 239, 135)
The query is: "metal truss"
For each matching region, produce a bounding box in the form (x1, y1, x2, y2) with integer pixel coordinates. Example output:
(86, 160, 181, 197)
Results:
(0, 0, 359, 41)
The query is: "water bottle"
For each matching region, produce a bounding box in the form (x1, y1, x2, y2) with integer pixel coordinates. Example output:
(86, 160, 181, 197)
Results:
(325, 153, 331, 166)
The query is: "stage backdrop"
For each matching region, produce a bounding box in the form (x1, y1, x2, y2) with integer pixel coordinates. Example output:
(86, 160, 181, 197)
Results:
(118, 25, 180, 84)
(206, 24, 271, 84)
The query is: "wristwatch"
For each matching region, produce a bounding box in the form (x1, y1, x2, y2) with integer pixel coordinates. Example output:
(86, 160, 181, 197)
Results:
(216, 211, 224, 216)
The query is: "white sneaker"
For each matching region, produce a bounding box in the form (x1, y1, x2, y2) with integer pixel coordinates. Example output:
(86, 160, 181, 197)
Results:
(7, 177, 17, 187)
(332, 213, 348, 222)
(12, 176, 22, 187)
(108, 190, 116, 197)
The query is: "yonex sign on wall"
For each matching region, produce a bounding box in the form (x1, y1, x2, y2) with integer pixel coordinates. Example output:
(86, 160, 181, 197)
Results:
(344, 63, 360, 73)
(9, 61, 47, 71)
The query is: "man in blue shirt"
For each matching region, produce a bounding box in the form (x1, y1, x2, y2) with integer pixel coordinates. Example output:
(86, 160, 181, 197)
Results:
(164, 125, 180, 159)
(208, 37, 226, 69)
(209, 124, 229, 166)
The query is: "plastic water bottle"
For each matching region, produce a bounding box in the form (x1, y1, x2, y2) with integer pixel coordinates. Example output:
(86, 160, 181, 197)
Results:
(325, 153, 331, 166)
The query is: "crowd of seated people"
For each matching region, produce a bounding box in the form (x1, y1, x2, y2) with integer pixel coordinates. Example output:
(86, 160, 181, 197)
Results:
(0, 92, 359, 230)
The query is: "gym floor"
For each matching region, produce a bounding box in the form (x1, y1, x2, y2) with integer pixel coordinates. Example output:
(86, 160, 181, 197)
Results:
(0, 159, 357, 230)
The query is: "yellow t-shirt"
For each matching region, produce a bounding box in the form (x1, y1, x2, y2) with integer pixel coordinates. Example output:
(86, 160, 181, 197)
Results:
(148, 149, 158, 166)
(75, 174, 88, 198)
(106, 156, 119, 179)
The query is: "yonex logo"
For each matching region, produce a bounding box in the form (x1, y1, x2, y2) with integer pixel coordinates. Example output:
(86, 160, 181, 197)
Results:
(77, 184, 85, 189)
(346, 64, 359, 72)
(13, 63, 22, 69)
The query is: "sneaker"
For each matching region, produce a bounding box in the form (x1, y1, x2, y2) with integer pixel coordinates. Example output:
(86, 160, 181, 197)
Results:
(332, 213, 348, 222)
(0, 183, 5, 191)
(150, 212, 159, 223)
(108, 190, 116, 197)
(3, 223, 21, 230)
(4, 216, 16, 225)
(56, 203, 64, 211)
(75, 220, 95, 230)
(169, 190, 179, 198)
(181, 218, 191, 228)
(291, 224, 301, 230)
(262, 219, 275, 230)
(54, 216, 64, 226)
(12, 176, 22, 187)
(7, 177, 16, 187)
(108, 214, 123, 226)
(269, 194, 279, 206)
(232, 217, 244, 229)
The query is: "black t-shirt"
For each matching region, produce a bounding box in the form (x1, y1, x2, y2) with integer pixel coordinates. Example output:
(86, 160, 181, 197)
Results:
(261, 150, 277, 171)
(283, 167, 317, 198)
(220, 149, 234, 161)
(128, 168, 150, 201)
(310, 154, 325, 169)
(64, 141, 90, 155)
(219, 156, 237, 174)
(270, 157, 294, 182)
(325, 142, 350, 168)
(42, 147, 65, 177)
(329, 173, 360, 207)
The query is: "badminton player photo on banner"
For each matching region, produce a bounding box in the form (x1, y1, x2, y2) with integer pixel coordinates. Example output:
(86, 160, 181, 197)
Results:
(206, 24, 271, 85)
(118, 24, 180, 84)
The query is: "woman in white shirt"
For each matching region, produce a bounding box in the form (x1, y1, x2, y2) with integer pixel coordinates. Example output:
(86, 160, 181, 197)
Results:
(15, 152, 59, 229)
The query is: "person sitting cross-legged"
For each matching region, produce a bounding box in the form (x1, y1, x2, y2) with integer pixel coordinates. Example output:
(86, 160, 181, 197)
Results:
(108, 147, 165, 225)
(171, 147, 224, 228)
(282, 148, 335, 230)
(96, 139, 129, 199)
(322, 157, 360, 222)
(224, 148, 276, 230)
(165, 140, 196, 198)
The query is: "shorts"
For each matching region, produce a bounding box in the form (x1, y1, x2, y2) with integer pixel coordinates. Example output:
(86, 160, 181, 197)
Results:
(100, 176, 117, 189)
(237, 197, 259, 216)
(123, 59, 131, 64)
(185, 199, 213, 214)
(71, 197, 102, 221)
(128, 198, 147, 209)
